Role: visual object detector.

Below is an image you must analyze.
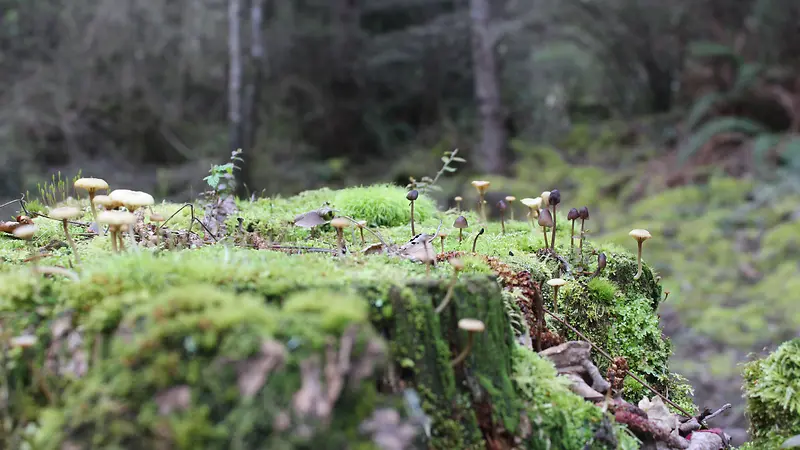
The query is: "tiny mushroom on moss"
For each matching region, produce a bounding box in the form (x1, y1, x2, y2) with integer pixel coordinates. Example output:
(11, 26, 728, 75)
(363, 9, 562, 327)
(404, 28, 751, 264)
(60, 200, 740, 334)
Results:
(435, 257, 464, 314)
(496, 199, 507, 234)
(453, 215, 468, 243)
(437, 230, 448, 253)
(355, 220, 367, 244)
(97, 210, 136, 253)
(505, 196, 516, 220)
(546, 278, 566, 314)
(150, 212, 166, 246)
(406, 189, 419, 236)
(629, 229, 652, 280)
(520, 197, 542, 231)
(540, 191, 551, 211)
(591, 252, 607, 279)
(454, 196, 463, 212)
(74, 177, 109, 222)
(537, 208, 554, 248)
(567, 208, 580, 252)
(471, 180, 491, 221)
(92, 195, 116, 211)
(50, 206, 83, 265)
(451, 318, 485, 366)
(13, 224, 37, 241)
(330, 217, 351, 256)
(578, 206, 590, 254)
(548, 189, 561, 250)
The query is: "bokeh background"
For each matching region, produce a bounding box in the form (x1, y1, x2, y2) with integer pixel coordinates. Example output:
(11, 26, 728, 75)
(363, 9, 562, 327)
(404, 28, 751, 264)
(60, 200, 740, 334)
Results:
(1, 0, 799, 443)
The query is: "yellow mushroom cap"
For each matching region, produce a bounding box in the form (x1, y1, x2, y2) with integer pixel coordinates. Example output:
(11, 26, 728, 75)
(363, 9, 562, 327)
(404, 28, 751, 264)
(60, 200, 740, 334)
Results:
(520, 197, 542, 208)
(505, 196, 516, 202)
(49, 206, 82, 221)
(13, 224, 37, 240)
(546, 278, 566, 287)
(150, 213, 165, 222)
(438, 231, 448, 237)
(540, 191, 551, 205)
(629, 229, 652, 242)
(471, 180, 491, 193)
(458, 318, 486, 332)
(92, 195, 115, 208)
(330, 217, 351, 229)
(454, 196, 463, 202)
(110, 190, 154, 210)
(97, 210, 136, 227)
(74, 177, 108, 193)
(356, 220, 367, 228)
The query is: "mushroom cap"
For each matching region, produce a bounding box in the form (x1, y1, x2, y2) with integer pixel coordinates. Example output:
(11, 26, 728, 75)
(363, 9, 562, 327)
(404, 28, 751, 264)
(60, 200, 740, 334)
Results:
(629, 229, 651, 242)
(438, 231, 449, 237)
(537, 208, 554, 227)
(540, 191, 551, 205)
(458, 318, 485, 332)
(74, 177, 108, 192)
(356, 220, 367, 228)
(505, 195, 516, 202)
(49, 206, 82, 220)
(567, 208, 580, 221)
(97, 210, 136, 227)
(454, 196, 463, 202)
(150, 212, 166, 222)
(471, 180, 491, 193)
(329, 217, 351, 229)
(111, 190, 154, 210)
(579, 206, 590, 220)
(453, 215, 468, 228)
(92, 195, 115, 208)
(406, 189, 419, 201)
(547, 278, 566, 287)
(549, 189, 561, 205)
(597, 252, 607, 268)
(496, 200, 507, 211)
(12, 224, 37, 240)
(449, 258, 464, 270)
(520, 197, 542, 209)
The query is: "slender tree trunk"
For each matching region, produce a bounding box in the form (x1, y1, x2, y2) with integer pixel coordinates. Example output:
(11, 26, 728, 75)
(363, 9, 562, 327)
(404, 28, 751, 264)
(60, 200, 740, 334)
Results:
(469, 0, 507, 174)
(228, 0, 244, 193)
(238, 0, 267, 198)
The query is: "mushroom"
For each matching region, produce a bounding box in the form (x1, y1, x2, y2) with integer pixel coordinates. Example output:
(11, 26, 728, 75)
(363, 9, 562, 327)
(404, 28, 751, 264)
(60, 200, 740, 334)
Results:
(505, 196, 516, 221)
(471, 227, 485, 253)
(567, 208, 580, 252)
(150, 212, 166, 246)
(546, 278, 566, 314)
(520, 197, 542, 231)
(355, 220, 367, 244)
(471, 180, 491, 222)
(92, 195, 117, 211)
(496, 199, 507, 234)
(13, 224, 38, 269)
(49, 206, 82, 265)
(629, 229, 652, 280)
(97, 210, 136, 253)
(591, 252, 607, 279)
(548, 189, 561, 250)
(437, 231, 448, 253)
(540, 191, 551, 211)
(74, 177, 109, 222)
(436, 258, 464, 314)
(451, 318, 485, 366)
(578, 206, 589, 255)
(537, 208, 554, 248)
(454, 196, 463, 212)
(453, 216, 468, 243)
(330, 217, 351, 256)
(406, 189, 419, 236)
(110, 190, 155, 246)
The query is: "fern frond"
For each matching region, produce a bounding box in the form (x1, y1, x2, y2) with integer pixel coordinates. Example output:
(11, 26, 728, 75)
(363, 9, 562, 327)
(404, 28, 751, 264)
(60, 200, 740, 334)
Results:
(679, 117, 767, 164)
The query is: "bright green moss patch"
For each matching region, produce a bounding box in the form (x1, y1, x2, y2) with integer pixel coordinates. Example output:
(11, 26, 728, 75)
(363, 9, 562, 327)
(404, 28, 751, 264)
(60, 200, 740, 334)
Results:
(334, 184, 437, 227)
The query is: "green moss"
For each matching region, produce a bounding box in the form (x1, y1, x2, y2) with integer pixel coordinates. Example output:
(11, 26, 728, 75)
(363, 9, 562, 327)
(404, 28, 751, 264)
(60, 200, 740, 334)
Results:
(282, 288, 369, 334)
(742, 339, 800, 448)
(334, 184, 437, 227)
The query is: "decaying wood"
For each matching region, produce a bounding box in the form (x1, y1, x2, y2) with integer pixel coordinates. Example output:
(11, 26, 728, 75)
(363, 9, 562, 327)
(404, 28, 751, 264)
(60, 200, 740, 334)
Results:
(539, 341, 611, 400)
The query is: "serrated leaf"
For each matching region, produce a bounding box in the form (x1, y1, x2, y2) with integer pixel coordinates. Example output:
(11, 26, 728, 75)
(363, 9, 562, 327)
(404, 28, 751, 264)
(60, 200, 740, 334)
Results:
(679, 117, 767, 164)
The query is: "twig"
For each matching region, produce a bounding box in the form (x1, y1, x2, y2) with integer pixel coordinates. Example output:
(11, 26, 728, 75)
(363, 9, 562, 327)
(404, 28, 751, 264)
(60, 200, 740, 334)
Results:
(701, 403, 731, 423)
(266, 244, 336, 254)
(544, 308, 693, 417)
(34, 266, 80, 282)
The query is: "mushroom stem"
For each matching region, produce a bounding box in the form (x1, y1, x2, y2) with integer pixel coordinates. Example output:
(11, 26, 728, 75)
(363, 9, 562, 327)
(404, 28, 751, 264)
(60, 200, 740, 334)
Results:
(550, 204, 557, 250)
(109, 229, 119, 253)
(579, 219, 585, 255)
(472, 228, 484, 253)
(552, 286, 560, 314)
(456, 198, 461, 211)
(61, 220, 80, 265)
(440, 236, 445, 253)
(359, 227, 365, 245)
(570, 219, 576, 252)
(478, 195, 486, 222)
(451, 332, 475, 367)
(634, 241, 644, 280)
(410, 200, 416, 236)
(542, 226, 549, 248)
(335, 228, 345, 256)
(435, 266, 461, 314)
(459, 229, 463, 243)
(500, 211, 506, 235)
(88, 191, 98, 223)
(118, 230, 126, 251)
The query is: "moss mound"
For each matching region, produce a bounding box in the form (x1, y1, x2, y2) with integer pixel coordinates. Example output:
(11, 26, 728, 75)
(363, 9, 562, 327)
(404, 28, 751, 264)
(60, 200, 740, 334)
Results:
(0, 182, 698, 449)
(740, 339, 800, 449)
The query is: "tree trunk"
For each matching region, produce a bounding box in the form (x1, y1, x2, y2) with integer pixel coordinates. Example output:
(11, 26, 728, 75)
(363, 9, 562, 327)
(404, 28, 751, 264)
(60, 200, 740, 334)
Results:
(228, 0, 244, 193)
(238, 0, 267, 198)
(469, 0, 507, 175)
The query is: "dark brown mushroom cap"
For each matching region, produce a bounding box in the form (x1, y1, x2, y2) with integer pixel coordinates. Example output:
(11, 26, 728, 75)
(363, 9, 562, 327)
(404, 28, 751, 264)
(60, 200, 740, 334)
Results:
(406, 190, 419, 201)
(496, 200, 507, 211)
(549, 189, 561, 206)
(567, 208, 580, 221)
(579, 206, 589, 220)
(453, 215, 468, 228)
(538, 208, 554, 227)
(598, 252, 607, 270)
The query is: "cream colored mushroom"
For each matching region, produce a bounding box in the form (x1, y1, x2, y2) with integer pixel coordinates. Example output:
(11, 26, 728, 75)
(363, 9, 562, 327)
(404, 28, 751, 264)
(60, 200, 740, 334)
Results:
(97, 210, 136, 253)
(471, 180, 491, 221)
(629, 229, 652, 280)
(50, 206, 82, 264)
(546, 278, 567, 314)
(451, 318, 486, 366)
(74, 177, 108, 222)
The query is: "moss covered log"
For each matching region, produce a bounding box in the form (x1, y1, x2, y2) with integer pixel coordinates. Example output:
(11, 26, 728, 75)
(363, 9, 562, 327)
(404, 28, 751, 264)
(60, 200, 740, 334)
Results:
(0, 182, 698, 449)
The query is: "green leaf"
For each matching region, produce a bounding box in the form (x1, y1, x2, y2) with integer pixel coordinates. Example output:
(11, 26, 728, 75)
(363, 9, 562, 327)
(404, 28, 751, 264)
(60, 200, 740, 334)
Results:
(688, 41, 740, 63)
(441, 156, 450, 164)
(685, 93, 723, 130)
(733, 63, 764, 92)
(678, 117, 767, 164)
(443, 166, 457, 172)
(452, 157, 467, 163)
(779, 135, 800, 170)
(751, 133, 782, 173)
